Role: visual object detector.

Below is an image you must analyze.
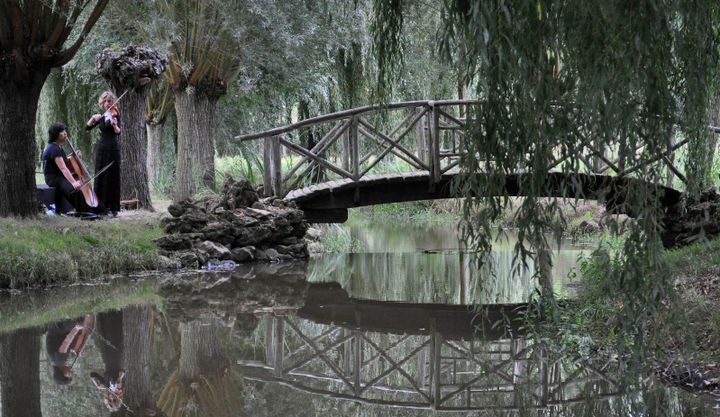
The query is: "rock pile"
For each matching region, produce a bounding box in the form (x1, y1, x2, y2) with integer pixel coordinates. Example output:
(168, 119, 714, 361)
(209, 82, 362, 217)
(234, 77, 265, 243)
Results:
(662, 186, 720, 247)
(155, 177, 309, 267)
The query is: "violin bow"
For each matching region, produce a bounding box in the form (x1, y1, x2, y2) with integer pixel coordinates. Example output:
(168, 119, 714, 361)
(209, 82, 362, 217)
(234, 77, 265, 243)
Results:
(108, 89, 129, 110)
(72, 161, 114, 192)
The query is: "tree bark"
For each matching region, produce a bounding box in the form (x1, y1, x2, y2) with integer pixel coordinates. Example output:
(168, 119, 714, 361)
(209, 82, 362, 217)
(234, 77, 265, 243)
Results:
(174, 92, 219, 201)
(116, 88, 154, 209)
(122, 305, 154, 414)
(146, 121, 165, 187)
(178, 320, 224, 383)
(0, 75, 48, 217)
(706, 96, 720, 184)
(96, 46, 168, 210)
(0, 327, 42, 417)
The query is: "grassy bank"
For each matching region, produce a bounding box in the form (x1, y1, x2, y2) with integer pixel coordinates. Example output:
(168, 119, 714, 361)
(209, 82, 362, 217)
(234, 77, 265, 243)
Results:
(557, 236, 720, 396)
(0, 216, 164, 289)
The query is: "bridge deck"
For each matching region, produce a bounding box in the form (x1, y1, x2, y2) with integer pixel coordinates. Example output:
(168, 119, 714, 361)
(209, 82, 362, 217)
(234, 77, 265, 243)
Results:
(285, 171, 682, 223)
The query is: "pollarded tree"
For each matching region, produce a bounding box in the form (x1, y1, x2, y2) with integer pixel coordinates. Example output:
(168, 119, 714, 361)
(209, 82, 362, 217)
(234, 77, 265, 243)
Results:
(96, 45, 168, 209)
(148, 0, 242, 201)
(145, 82, 174, 187)
(0, 1, 109, 217)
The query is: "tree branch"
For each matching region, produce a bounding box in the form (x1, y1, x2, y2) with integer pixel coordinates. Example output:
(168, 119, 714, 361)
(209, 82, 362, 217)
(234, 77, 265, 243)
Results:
(43, 0, 70, 55)
(53, 0, 109, 66)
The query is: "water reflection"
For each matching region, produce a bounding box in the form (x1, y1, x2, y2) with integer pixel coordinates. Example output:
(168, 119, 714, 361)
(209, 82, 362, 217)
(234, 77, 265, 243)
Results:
(311, 222, 585, 304)
(0, 258, 718, 415)
(242, 290, 621, 412)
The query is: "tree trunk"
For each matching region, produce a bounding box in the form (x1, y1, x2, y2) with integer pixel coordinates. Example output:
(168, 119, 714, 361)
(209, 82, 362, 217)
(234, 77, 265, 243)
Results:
(533, 237, 555, 304)
(0, 76, 48, 217)
(174, 91, 218, 201)
(179, 320, 223, 383)
(0, 327, 42, 417)
(706, 96, 720, 184)
(113, 88, 153, 209)
(122, 305, 154, 413)
(146, 121, 165, 187)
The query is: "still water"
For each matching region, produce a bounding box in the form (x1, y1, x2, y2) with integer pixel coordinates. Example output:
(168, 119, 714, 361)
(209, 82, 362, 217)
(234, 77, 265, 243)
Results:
(0, 220, 716, 416)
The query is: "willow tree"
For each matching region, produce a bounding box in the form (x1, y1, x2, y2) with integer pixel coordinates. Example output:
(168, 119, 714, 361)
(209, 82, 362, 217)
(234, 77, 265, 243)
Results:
(0, 1, 109, 216)
(145, 0, 241, 201)
(146, 82, 174, 187)
(373, 1, 720, 334)
(96, 45, 168, 209)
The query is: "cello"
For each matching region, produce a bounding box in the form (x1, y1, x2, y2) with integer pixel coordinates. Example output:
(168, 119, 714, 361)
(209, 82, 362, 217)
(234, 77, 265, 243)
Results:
(66, 138, 103, 208)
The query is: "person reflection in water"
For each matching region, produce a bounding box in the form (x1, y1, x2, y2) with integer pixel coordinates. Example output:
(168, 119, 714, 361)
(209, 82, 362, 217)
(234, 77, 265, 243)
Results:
(46, 314, 95, 385)
(90, 310, 126, 412)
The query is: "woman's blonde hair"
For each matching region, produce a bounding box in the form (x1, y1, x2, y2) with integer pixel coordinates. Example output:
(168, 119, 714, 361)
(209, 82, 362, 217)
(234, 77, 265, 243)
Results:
(98, 91, 117, 109)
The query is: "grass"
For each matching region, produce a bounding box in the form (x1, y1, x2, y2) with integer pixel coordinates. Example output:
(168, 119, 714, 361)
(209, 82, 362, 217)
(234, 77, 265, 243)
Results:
(0, 216, 164, 289)
(664, 237, 720, 279)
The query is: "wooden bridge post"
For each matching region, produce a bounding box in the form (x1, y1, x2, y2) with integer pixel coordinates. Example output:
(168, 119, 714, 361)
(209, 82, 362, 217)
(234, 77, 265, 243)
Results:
(430, 103, 442, 184)
(351, 116, 360, 202)
(342, 127, 350, 172)
(271, 135, 282, 197)
(416, 106, 427, 164)
(263, 135, 282, 197)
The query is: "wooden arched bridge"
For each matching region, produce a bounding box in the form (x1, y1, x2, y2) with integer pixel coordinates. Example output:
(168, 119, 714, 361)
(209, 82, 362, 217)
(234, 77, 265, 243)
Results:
(235, 100, 696, 223)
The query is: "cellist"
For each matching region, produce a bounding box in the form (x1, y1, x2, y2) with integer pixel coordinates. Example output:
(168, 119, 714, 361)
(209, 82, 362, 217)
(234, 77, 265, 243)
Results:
(87, 91, 122, 217)
(41, 122, 90, 213)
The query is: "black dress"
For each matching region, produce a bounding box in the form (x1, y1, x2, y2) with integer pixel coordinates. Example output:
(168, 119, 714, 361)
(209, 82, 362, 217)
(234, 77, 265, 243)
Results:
(87, 116, 121, 214)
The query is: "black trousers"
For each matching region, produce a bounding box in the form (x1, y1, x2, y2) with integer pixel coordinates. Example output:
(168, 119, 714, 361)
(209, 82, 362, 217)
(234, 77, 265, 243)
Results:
(94, 148, 121, 213)
(46, 176, 91, 213)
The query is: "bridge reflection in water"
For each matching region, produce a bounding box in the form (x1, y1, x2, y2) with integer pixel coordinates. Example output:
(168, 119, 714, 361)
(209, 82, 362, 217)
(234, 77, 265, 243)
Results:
(238, 285, 621, 412)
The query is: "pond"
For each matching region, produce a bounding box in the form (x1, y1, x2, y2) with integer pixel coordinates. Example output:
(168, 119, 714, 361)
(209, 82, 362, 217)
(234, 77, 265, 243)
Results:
(0, 219, 716, 416)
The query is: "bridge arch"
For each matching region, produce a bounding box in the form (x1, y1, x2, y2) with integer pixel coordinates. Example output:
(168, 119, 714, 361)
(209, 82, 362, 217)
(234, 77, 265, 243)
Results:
(235, 100, 689, 223)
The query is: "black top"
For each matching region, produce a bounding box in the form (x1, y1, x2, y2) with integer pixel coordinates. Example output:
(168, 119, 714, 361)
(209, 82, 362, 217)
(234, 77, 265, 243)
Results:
(87, 116, 121, 150)
(42, 142, 67, 183)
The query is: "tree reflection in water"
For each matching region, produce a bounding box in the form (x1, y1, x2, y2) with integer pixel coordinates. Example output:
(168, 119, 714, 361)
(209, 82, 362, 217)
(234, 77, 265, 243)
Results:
(158, 319, 243, 417)
(0, 261, 717, 416)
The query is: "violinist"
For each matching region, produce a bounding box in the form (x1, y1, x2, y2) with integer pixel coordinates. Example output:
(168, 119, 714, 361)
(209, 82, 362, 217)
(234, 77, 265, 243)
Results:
(41, 122, 90, 213)
(87, 90, 122, 217)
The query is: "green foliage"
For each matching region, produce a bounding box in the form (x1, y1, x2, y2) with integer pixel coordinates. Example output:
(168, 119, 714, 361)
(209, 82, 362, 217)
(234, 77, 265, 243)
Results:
(372, 1, 720, 347)
(0, 217, 163, 289)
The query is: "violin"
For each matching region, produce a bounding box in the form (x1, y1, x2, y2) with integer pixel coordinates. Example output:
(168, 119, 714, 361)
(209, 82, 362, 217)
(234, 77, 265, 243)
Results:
(103, 105, 119, 124)
(66, 138, 100, 208)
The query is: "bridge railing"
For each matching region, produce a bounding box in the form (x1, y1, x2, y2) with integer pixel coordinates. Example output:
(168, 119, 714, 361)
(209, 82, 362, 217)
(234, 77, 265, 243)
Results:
(235, 99, 719, 198)
(234, 100, 475, 197)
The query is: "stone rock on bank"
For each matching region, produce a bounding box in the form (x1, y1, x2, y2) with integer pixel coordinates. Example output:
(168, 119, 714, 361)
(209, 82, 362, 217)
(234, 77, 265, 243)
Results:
(154, 177, 309, 267)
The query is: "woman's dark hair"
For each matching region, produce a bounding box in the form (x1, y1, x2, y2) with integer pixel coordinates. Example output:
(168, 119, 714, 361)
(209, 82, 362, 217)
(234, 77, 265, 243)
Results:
(48, 122, 68, 143)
